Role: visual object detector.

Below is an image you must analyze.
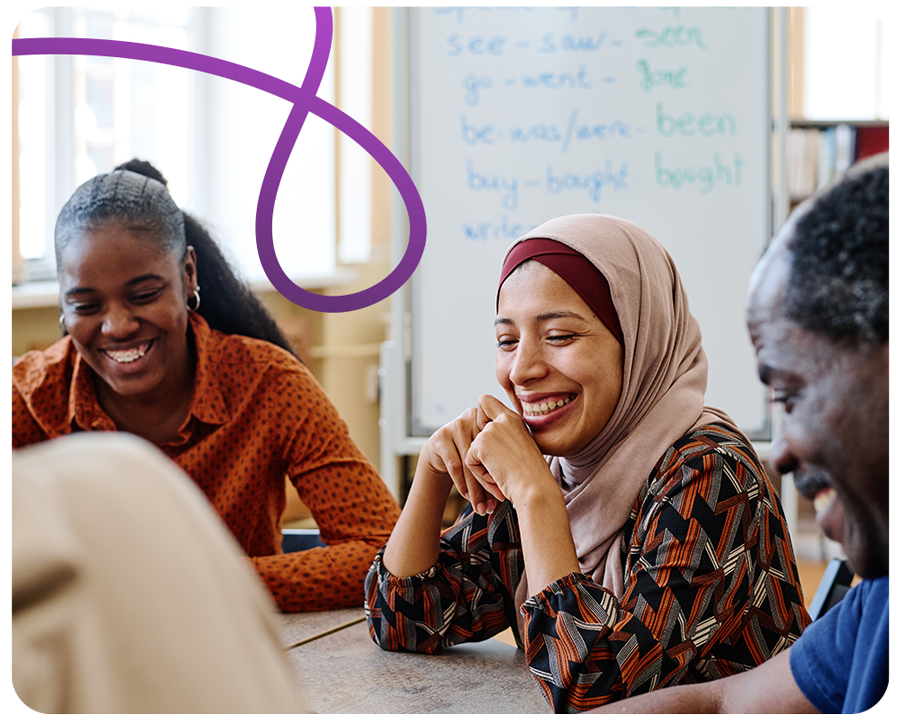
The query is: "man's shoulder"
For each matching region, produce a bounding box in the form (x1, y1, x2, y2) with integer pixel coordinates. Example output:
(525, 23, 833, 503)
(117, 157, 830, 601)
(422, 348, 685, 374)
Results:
(789, 573, 888, 713)
(851, 574, 889, 611)
(810, 574, 885, 628)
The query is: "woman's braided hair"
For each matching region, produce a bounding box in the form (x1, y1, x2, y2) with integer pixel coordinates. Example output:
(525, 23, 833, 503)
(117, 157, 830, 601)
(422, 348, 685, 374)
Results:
(54, 159, 297, 357)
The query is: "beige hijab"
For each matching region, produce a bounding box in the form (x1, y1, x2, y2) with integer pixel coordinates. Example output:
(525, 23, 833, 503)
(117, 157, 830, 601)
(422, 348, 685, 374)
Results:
(505, 214, 740, 616)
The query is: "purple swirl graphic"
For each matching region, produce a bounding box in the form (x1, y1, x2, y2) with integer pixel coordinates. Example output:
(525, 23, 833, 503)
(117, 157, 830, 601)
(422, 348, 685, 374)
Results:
(12, 6, 426, 313)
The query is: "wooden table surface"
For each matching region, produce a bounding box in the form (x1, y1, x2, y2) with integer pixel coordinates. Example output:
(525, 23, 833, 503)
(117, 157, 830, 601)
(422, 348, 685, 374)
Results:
(275, 606, 368, 648)
(277, 608, 549, 714)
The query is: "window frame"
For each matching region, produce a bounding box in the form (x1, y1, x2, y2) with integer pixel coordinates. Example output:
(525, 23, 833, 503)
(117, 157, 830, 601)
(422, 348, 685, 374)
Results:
(16, 6, 197, 282)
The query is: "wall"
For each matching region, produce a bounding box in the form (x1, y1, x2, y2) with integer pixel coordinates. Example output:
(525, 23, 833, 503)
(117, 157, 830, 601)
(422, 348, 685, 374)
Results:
(11, 38, 26, 285)
(314, 7, 394, 473)
(11, 307, 60, 357)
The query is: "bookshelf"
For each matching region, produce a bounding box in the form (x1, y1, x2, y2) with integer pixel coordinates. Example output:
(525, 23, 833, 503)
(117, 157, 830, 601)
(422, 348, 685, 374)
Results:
(787, 119, 889, 210)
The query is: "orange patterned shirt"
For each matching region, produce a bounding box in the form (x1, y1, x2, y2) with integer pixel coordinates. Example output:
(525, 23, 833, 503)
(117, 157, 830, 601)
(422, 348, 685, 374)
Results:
(13, 312, 400, 612)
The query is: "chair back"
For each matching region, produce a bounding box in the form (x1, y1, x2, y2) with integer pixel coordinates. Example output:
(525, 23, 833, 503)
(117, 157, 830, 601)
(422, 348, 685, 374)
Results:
(808, 558, 854, 621)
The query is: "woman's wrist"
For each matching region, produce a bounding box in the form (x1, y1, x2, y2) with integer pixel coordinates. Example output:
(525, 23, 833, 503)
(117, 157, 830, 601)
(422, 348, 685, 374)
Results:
(506, 469, 563, 512)
(382, 463, 452, 578)
(415, 461, 455, 505)
(514, 482, 581, 595)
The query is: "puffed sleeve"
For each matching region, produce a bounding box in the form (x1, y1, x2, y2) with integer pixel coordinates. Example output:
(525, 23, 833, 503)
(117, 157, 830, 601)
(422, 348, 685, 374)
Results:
(522, 429, 811, 712)
(365, 501, 524, 652)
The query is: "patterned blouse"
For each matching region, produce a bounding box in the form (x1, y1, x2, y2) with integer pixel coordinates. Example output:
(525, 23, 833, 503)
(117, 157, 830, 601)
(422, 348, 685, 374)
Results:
(365, 424, 811, 712)
(13, 312, 401, 612)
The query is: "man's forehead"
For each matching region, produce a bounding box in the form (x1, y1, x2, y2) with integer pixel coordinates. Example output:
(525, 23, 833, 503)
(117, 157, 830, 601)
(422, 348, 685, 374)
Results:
(747, 236, 792, 325)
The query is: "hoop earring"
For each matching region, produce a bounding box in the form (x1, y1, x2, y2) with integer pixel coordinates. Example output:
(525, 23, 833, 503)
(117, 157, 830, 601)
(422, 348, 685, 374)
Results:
(59, 312, 66, 332)
(187, 286, 201, 312)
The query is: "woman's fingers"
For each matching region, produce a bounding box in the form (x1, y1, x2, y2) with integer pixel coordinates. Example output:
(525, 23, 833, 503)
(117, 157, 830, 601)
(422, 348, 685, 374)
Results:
(465, 442, 506, 506)
(425, 401, 539, 516)
(426, 409, 496, 515)
(466, 472, 490, 515)
(462, 451, 503, 514)
(475, 393, 515, 429)
(474, 404, 491, 432)
(466, 408, 558, 509)
(454, 454, 487, 514)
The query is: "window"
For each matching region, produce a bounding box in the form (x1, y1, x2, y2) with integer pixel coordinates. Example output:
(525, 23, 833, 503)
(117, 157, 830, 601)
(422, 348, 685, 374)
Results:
(15, 6, 339, 285)
(16, 7, 191, 279)
(799, 8, 889, 120)
(337, 8, 373, 264)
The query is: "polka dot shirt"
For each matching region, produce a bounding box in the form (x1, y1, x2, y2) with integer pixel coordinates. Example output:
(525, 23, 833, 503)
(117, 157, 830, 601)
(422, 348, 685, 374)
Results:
(12, 312, 401, 612)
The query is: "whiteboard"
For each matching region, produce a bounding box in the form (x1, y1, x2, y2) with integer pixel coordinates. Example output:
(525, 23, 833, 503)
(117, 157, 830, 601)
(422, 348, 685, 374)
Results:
(405, 6, 772, 439)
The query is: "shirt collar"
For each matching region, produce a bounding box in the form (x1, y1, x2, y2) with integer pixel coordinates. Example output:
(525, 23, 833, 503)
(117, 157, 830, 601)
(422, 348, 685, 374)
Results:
(67, 312, 232, 436)
(69, 351, 116, 432)
(186, 312, 231, 427)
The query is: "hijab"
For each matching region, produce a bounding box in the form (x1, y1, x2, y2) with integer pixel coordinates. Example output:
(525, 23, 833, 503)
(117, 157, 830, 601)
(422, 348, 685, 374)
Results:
(500, 214, 741, 609)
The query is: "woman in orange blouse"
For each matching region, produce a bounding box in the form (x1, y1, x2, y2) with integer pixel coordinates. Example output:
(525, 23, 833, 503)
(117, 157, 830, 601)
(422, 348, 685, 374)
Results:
(12, 159, 400, 612)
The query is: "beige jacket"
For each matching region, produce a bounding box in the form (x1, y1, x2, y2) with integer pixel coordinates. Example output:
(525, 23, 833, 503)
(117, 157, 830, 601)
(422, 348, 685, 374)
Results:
(12, 433, 307, 713)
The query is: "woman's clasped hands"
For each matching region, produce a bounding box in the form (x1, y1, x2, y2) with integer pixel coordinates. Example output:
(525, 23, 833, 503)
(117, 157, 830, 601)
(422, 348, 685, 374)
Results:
(422, 394, 559, 516)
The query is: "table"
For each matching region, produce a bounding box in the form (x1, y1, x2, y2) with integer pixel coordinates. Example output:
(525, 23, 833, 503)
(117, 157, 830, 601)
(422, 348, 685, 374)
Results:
(275, 606, 367, 648)
(277, 608, 549, 713)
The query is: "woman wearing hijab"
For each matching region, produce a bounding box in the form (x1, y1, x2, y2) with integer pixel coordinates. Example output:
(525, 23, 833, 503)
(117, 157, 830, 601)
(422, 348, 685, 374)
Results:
(365, 215, 810, 712)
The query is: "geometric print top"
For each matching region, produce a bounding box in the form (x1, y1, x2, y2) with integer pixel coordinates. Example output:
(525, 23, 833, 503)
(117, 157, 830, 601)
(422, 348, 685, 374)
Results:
(365, 424, 811, 712)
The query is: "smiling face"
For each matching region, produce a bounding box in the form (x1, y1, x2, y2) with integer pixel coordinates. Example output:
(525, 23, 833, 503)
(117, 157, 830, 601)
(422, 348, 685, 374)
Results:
(58, 222, 197, 406)
(495, 261, 624, 457)
(747, 232, 889, 578)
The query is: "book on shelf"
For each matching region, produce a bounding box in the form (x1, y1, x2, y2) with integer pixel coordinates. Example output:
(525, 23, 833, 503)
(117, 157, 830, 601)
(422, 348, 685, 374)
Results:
(855, 125, 889, 161)
(788, 123, 877, 200)
(788, 127, 820, 198)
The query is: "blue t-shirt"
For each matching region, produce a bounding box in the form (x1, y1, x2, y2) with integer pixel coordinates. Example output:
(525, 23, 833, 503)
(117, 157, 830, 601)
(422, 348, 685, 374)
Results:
(790, 574, 888, 713)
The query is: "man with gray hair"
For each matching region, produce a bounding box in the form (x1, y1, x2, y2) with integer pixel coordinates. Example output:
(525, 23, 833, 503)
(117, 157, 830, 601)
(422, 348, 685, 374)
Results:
(594, 153, 888, 714)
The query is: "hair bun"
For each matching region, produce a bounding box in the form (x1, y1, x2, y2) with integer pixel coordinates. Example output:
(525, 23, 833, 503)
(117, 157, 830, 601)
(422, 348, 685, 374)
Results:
(114, 158, 168, 187)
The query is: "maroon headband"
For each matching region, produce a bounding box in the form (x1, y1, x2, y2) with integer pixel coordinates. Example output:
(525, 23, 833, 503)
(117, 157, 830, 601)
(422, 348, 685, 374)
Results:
(498, 238, 624, 345)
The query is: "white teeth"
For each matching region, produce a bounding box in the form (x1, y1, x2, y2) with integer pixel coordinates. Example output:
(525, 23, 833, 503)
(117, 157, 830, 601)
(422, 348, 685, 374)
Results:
(813, 487, 836, 514)
(105, 342, 151, 364)
(523, 396, 572, 416)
